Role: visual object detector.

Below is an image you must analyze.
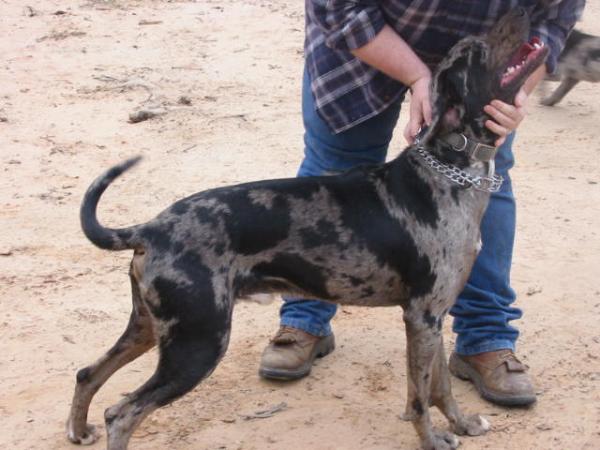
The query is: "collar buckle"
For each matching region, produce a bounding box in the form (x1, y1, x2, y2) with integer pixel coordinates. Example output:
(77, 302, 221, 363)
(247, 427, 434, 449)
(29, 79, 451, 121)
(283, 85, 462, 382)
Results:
(444, 133, 497, 163)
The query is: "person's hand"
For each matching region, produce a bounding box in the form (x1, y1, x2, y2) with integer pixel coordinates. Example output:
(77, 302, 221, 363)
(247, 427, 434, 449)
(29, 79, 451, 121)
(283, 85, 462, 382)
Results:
(403, 73, 432, 143)
(484, 88, 528, 146)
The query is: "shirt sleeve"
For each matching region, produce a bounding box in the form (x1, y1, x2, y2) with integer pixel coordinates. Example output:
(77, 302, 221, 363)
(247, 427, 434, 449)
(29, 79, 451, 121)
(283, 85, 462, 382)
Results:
(529, 0, 586, 74)
(306, 0, 387, 51)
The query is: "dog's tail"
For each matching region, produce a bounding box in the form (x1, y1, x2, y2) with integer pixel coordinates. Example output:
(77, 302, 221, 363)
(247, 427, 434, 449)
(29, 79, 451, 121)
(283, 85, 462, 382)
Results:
(80, 156, 142, 251)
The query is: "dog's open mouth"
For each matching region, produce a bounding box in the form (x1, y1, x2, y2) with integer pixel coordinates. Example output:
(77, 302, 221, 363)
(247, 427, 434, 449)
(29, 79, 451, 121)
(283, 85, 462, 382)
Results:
(500, 37, 547, 87)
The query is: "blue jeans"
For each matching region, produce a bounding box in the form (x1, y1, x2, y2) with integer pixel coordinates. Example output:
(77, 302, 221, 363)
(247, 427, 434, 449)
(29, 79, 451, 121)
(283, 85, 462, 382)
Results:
(280, 70, 521, 356)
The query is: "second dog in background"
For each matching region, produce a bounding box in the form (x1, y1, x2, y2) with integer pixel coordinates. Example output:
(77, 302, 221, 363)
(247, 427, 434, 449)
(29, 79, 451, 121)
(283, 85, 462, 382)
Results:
(542, 29, 600, 106)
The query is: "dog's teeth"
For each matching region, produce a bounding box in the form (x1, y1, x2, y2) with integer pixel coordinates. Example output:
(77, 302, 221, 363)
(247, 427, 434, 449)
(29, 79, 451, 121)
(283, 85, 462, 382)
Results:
(507, 66, 516, 74)
(533, 43, 541, 49)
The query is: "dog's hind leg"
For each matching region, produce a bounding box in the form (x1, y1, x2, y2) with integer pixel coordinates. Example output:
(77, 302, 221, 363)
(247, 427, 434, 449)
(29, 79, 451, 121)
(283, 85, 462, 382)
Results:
(67, 271, 156, 446)
(430, 338, 490, 438)
(541, 77, 579, 106)
(103, 285, 232, 450)
(403, 309, 460, 450)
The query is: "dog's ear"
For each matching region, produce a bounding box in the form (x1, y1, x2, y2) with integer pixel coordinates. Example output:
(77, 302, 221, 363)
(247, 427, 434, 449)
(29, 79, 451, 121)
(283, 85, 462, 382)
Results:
(421, 55, 466, 142)
(421, 39, 489, 142)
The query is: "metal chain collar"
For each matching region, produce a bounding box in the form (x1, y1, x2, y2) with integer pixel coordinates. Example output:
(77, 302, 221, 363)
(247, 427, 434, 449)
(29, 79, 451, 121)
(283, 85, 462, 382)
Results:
(415, 146, 503, 193)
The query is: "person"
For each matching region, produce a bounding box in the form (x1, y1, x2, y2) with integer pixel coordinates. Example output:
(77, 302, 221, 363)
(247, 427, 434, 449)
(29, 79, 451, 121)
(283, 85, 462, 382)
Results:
(259, 1, 585, 406)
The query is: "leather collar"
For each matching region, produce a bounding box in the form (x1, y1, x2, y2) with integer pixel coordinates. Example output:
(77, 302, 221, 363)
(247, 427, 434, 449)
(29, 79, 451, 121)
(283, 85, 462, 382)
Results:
(439, 133, 498, 163)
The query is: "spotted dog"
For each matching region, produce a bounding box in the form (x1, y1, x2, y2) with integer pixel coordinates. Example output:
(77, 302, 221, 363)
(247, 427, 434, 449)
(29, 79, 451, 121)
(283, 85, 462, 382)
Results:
(542, 29, 600, 106)
(67, 9, 548, 450)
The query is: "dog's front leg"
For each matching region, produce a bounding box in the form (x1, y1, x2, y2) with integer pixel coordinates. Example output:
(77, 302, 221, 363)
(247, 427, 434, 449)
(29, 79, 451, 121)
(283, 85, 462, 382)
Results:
(403, 309, 459, 450)
(430, 336, 490, 437)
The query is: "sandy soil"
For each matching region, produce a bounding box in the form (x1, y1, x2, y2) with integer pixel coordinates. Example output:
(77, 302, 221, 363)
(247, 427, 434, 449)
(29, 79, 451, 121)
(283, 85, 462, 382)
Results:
(1, 1, 599, 449)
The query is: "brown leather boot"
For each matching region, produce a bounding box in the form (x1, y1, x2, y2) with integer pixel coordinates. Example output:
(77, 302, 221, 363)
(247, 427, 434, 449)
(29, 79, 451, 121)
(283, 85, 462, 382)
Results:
(259, 326, 335, 380)
(449, 349, 536, 406)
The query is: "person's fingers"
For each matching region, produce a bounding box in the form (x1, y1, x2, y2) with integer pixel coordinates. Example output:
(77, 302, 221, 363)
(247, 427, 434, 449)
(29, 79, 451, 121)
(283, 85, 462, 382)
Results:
(404, 115, 421, 142)
(422, 97, 432, 126)
(484, 104, 517, 130)
(489, 100, 521, 118)
(485, 119, 509, 138)
(403, 122, 414, 143)
(404, 100, 424, 143)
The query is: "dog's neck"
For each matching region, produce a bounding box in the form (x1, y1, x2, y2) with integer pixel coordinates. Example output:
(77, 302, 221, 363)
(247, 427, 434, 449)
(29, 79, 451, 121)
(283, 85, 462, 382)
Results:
(412, 130, 503, 193)
(417, 132, 472, 169)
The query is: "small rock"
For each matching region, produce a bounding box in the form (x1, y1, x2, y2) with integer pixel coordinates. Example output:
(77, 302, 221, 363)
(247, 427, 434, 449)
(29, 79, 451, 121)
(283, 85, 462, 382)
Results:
(128, 108, 165, 123)
(526, 286, 542, 296)
(177, 95, 192, 105)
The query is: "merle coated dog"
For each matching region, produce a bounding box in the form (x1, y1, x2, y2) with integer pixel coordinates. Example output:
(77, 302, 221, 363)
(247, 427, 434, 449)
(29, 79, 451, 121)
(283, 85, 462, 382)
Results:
(67, 9, 548, 450)
(541, 29, 600, 106)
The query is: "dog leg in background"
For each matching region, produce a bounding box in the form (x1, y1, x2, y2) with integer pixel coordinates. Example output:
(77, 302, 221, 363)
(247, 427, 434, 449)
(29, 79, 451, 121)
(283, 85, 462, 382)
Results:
(67, 270, 156, 446)
(541, 77, 579, 106)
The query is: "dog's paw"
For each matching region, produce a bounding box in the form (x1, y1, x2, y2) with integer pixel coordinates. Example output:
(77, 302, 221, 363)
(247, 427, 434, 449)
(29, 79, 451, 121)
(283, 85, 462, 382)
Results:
(424, 429, 460, 450)
(400, 410, 416, 422)
(453, 414, 490, 436)
(539, 97, 556, 107)
(67, 422, 99, 446)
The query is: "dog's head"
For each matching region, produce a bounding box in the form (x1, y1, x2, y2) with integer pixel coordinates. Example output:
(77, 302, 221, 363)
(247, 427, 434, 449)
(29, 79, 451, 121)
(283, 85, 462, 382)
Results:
(424, 8, 549, 149)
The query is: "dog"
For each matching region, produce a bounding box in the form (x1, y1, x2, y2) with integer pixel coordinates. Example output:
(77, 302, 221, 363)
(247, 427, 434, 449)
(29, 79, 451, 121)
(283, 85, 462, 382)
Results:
(541, 29, 600, 106)
(66, 8, 547, 450)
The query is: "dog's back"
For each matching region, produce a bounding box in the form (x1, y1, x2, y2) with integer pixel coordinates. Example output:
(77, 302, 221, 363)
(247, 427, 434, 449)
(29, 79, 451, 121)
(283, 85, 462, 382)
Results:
(542, 29, 600, 105)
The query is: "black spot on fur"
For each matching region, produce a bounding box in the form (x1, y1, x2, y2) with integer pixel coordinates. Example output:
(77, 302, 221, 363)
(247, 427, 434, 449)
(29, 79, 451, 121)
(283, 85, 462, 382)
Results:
(344, 274, 365, 287)
(172, 241, 184, 254)
(450, 186, 461, 204)
(324, 165, 437, 300)
(139, 223, 174, 253)
(214, 242, 226, 256)
(299, 219, 341, 250)
(104, 411, 117, 426)
(384, 155, 439, 228)
(361, 286, 375, 298)
(171, 201, 189, 215)
(194, 206, 220, 228)
(76, 367, 91, 383)
(423, 309, 437, 328)
(412, 398, 424, 416)
(251, 253, 331, 300)
(589, 48, 600, 63)
(220, 190, 291, 255)
(173, 251, 213, 286)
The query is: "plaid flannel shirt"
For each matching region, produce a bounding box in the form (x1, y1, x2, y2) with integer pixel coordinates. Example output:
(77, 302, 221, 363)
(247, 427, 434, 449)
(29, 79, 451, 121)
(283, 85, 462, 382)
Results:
(305, 0, 585, 133)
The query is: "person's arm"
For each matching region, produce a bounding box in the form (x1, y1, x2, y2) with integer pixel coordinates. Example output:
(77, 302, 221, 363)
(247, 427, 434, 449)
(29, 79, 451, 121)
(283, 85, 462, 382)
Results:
(307, 1, 432, 141)
(351, 25, 432, 143)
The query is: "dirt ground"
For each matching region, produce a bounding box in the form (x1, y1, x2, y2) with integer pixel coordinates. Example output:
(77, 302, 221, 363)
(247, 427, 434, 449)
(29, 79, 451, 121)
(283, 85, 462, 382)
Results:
(1, 1, 599, 449)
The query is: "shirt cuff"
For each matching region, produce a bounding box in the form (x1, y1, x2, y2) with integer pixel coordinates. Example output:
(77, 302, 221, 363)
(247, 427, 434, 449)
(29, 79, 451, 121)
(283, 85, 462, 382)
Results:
(530, 23, 569, 75)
